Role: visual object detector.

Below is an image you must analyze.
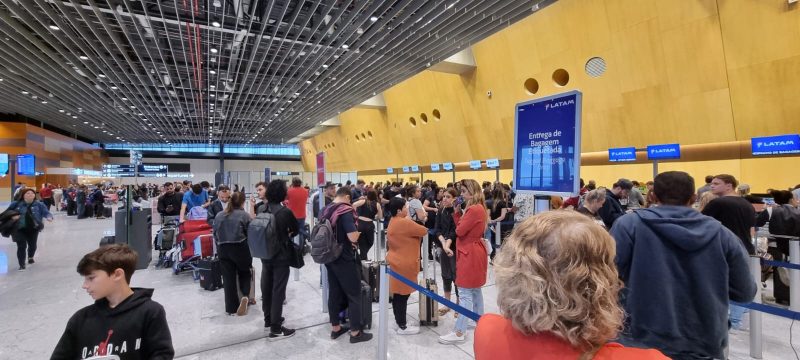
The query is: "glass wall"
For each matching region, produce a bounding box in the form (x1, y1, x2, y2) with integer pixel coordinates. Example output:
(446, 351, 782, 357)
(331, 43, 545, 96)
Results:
(103, 143, 300, 156)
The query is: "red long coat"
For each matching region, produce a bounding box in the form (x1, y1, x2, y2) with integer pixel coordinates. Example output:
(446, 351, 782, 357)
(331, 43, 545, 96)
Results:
(455, 204, 488, 288)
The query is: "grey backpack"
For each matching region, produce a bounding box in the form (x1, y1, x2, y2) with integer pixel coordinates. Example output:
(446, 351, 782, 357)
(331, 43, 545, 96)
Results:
(247, 205, 277, 259)
(310, 204, 348, 264)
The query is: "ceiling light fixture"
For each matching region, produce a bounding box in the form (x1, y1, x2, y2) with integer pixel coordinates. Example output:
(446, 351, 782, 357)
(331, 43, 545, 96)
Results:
(341, 44, 349, 49)
(49, 25, 60, 31)
(98, 74, 106, 78)
(370, 16, 379, 22)
(212, 21, 221, 27)
(306, 80, 312, 84)
(21, 91, 28, 95)
(210, 48, 218, 54)
(79, 56, 89, 60)
(59, 109, 65, 113)
(209, 70, 216, 75)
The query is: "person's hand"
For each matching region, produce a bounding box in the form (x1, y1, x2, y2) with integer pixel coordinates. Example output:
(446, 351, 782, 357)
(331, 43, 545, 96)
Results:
(11, 215, 20, 221)
(445, 248, 454, 257)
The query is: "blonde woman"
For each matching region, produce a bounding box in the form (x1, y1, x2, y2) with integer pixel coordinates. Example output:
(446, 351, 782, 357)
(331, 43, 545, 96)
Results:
(438, 179, 489, 345)
(697, 191, 717, 212)
(474, 211, 668, 359)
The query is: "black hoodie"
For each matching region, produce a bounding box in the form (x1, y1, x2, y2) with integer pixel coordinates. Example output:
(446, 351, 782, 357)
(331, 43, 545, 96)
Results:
(51, 288, 174, 360)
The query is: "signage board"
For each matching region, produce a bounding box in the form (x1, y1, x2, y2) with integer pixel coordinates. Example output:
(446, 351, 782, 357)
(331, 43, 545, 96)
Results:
(410, 165, 419, 172)
(102, 164, 136, 177)
(137, 164, 168, 177)
(751, 134, 800, 156)
(16, 154, 35, 176)
(316, 152, 325, 186)
(513, 90, 582, 196)
(646, 143, 681, 160)
(430, 163, 440, 172)
(469, 160, 482, 169)
(486, 158, 500, 168)
(608, 147, 637, 162)
(387, 168, 394, 174)
(443, 162, 453, 171)
(402, 166, 409, 173)
(0, 153, 8, 176)
(264, 167, 271, 183)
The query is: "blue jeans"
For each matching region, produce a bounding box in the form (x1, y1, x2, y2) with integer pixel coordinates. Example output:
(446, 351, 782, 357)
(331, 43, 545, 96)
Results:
(297, 218, 308, 242)
(729, 302, 748, 328)
(454, 287, 484, 333)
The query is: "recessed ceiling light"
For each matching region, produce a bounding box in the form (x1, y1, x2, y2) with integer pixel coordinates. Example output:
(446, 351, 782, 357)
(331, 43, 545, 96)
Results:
(121, 97, 128, 100)
(83, 121, 89, 124)
(41, 101, 47, 104)
(212, 21, 221, 27)
(209, 70, 216, 75)
(49, 25, 60, 31)
(210, 85, 215, 88)
(370, 16, 379, 22)
(21, 91, 28, 95)
(79, 56, 89, 60)
(341, 44, 349, 49)
(110, 86, 118, 90)
(322, 64, 329, 69)
(59, 109, 65, 113)
(306, 80, 312, 84)
(210, 94, 215, 97)
(98, 74, 106, 78)
(210, 48, 218, 54)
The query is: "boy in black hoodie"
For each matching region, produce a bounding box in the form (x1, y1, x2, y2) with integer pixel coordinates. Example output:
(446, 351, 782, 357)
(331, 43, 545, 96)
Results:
(51, 244, 174, 360)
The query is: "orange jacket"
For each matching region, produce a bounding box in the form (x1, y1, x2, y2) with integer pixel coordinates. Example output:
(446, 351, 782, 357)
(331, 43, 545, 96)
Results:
(455, 204, 488, 288)
(475, 314, 669, 360)
(386, 216, 427, 295)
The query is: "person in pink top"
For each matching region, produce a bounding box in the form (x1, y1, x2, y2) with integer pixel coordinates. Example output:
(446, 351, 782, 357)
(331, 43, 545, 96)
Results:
(285, 177, 309, 241)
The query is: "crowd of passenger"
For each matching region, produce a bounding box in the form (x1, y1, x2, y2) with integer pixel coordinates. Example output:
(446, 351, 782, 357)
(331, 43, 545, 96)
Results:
(4, 172, 799, 359)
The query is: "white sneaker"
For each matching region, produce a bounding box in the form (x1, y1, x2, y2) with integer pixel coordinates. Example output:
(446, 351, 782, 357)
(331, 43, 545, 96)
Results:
(396, 326, 420, 335)
(467, 321, 477, 329)
(438, 331, 465, 344)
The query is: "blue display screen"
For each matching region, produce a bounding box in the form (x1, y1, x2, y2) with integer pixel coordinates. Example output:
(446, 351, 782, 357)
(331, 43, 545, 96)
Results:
(751, 134, 800, 156)
(430, 163, 440, 171)
(443, 162, 453, 171)
(646, 144, 681, 160)
(514, 91, 582, 195)
(411, 165, 419, 172)
(486, 158, 500, 168)
(608, 147, 637, 162)
(402, 166, 409, 173)
(0, 154, 8, 176)
(469, 160, 482, 169)
(16, 154, 35, 176)
(387, 168, 394, 174)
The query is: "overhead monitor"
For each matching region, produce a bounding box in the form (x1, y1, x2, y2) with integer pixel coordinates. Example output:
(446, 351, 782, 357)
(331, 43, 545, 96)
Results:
(608, 147, 637, 162)
(16, 154, 35, 176)
(102, 164, 136, 177)
(469, 160, 482, 169)
(646, 143, 681, 160)
(387, 168, 394, 174)
(137, 164, 169, 177)
(751, 134, 800, 156)
(486, 158, 500, 168)
(0, 153, 8, 176)
(402, 166, 409, 173)
(443, 162, 454, 171)
(430, 163, 440, 172)
(410, 165, 419, 172)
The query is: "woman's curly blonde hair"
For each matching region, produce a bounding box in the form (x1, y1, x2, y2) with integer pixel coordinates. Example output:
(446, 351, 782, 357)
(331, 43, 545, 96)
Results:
(494, 210, 624, 355)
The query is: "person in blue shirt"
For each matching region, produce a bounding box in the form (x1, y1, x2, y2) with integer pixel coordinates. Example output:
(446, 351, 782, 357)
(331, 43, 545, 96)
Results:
(179, 183, 210, 222)
(5, 188, 53, 270)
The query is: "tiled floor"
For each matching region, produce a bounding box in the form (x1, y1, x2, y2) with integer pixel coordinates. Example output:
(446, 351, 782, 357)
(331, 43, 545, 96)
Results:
(0, 207, 797, 359)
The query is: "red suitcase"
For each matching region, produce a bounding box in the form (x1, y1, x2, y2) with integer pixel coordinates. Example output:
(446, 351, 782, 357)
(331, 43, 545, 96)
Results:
(178, 230, 212, 259)
(179, 219, 212, 233)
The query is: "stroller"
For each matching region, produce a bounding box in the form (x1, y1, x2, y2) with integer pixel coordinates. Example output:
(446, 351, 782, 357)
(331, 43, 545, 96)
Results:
(154, 216, 179, 268)
(171, 219, 214, 275)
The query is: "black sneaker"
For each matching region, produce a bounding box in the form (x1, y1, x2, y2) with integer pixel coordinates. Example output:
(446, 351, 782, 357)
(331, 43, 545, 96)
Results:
(349, 331, 373, 344)
(27, 258, 34, 264)
(331, 326, 349, 340)
(268, 326, 295, 341)
(18, 265, 26, 271)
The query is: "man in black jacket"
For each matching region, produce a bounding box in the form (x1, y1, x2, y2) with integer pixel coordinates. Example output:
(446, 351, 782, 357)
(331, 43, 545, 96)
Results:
(597, 178, 633, 228)
(156, 182, 182, 217)
(206, 185, 230, 226)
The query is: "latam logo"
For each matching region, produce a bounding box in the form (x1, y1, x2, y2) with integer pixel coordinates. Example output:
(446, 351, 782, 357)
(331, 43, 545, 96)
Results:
(756, 140, 795, 148)
(650, 148, 677, 154)
(544, 99, 576, 111)
(646, 144, 681, 160)
(611, 150, 635, 157)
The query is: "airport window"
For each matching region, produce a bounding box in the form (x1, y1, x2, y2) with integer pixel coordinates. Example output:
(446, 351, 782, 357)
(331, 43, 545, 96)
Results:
(104, 143, 300, 156)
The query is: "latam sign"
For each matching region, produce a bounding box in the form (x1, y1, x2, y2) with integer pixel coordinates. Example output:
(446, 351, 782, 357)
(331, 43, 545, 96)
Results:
(608, 147, 637, 162)
(751, 134, 800, 156)
(646, 143, 681, 160)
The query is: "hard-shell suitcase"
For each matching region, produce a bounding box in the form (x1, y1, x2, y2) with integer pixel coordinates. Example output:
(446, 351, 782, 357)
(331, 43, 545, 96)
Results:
(103, 206, 113, 218)
(361, 260, 380, 302)
(197, 257, 223, 291)
(418, 278, 439, 326)
(360, 280, 373, 329)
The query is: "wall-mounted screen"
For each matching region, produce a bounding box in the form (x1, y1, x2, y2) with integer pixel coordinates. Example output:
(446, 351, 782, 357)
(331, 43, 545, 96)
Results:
(410, 165, 419, 172)
(0, 154, 8, 176)
(387, 168, 394, 174)
(430, 163, 440, 171)
(608, 147, 637, 162)
(486, 158, 500, 168)
(646, 144, 681, 160)
(16, 154, 35, 176)
(402, 166, 410, 173)
(469, 160, 482, 169)
(443, 162, 454, 171)
(751, 134, 800, 156)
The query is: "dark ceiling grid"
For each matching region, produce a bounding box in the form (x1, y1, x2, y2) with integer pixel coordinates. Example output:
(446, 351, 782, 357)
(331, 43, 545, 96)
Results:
(0, 0, 553, 146)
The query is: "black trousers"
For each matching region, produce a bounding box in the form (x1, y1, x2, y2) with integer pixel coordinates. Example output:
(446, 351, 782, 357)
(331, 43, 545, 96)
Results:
(261, 260, 290, 331)
(326, 257, 364, 331)
(93, 201, 104, 218)
(12, 230, 39, 267)
(392, 293, 411, 328)
(218, 242, 253, 314)
(66, 199, 77, 216)
(357, 221, 375, 261)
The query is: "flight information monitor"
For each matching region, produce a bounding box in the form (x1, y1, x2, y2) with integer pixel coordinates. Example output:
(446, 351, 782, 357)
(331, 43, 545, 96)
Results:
(16, 154, 35, 176)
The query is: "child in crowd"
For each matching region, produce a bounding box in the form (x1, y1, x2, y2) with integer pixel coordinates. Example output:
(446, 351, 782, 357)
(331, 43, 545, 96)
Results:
(51, 244, 174, 360)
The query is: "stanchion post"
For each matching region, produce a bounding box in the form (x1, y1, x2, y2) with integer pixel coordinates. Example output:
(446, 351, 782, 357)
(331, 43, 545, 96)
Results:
(790, 239, 800, 312)
(321, 265, 329, 313)
(374, 220, 380, 261)
(749, 256, 763, 359)
(422, 234, 430, 280)
(377, 262, 390, 360)
(494, 221, 501, 246)
(292, 235, 300, 281)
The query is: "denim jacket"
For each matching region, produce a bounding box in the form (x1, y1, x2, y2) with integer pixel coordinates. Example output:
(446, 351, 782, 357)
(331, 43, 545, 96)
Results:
(7, 200, 53, 231)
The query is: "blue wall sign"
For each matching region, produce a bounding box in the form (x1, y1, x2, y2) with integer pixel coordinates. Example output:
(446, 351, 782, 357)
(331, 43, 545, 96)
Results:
(0, 154, 8, 176)
(264, 167, 271, 183)
(751, 134, 800, 156)
(387, 168, 394, 174)
(469, 160, 482, 169)
(443, 162, 454, 171)
(646, 143, 681, 160)
(513, 90, 582, 196)
(402, 166, 409, 173)
(608, 147, 637, 162)
(431, 163, 440, 171)
(486, 158, 500, 168)
(411, 165, 419, 172)
(16, 154, 35, 176)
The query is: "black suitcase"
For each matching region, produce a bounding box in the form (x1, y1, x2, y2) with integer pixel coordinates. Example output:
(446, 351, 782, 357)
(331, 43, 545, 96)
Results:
(103, 206, 112, 218)
(197, 258, 223, 291)
(81, 205, 94, 219)
(99, 235, 115, 246)
(360, 280, 373, 329)
(361, 260, 380, 302)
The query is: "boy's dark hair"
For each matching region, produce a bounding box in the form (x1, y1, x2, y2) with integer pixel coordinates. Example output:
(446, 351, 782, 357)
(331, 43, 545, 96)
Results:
(77, 244, 138, 284)
(267, 179, 288, 203)
(653, 171, 695, 206)
(388, 197, 407, 217)
(335, 186, 351, 198)
(255, 181, 267, 189)
(200, 181, 210, 188)
(191, 183, 202, 194)
(291, 177, 302, 187)
(771, 190, 793, 205)
(704, 175, 714, 184)
(613, 178, 634, 190)
(217, 185, 230, 192)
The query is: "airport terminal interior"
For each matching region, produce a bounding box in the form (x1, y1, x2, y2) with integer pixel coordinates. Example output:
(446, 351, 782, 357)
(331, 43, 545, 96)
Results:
(1, 0, 800, 359)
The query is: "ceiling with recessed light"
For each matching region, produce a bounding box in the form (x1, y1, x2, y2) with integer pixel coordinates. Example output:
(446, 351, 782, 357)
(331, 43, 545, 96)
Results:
(0, 0, 553, 145)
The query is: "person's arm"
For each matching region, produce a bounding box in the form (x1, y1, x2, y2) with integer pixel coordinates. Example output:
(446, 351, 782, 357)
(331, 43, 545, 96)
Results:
(143, 305, 175, 360)
(410, 219, 428, 237)
(597, 198, 616, 228)
(414, 207, 427, 222)
(179, 203, 187, 222)
(491, 208, 509, 223)
(423, 199, 438, 213)
(157, 197, 166, 214)
(608, 218, 634, 281)
(755, 209, 769, 228)
(50, 314, 78, 360)
(352, 199, 366, 208)
(40, 203, 54, 221)
(725, 232, 757, 302)
(207, 202, 218, 226)
(283, 208, 299, 238)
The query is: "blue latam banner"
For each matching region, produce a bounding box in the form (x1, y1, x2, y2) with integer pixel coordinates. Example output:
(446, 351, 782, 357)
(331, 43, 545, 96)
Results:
(608, 147, 637, 162)
(387, 168, 394, 174)
(486, 158, 500, 168)
(430, 163, 440, 171)
(646, 143, 681, 160)
(513, 90, 582, 196)
(402, 166, 409, 173)
(469, 160, 482, 169)
(443, 162, 454, 171)
(751, 134, 800, 156)
(410, 165, 419, 172)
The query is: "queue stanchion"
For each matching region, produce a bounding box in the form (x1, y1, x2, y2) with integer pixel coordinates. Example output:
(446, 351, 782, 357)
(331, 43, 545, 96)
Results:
(790, 238, 800, 312)
(321, 264, 329, 313)
(422, 234, 430, 279)
(494, 221, 501, 246)
(292, 235, 300, 281)
(373, 220, 380, 261)
(377, 262, 390, 360)
(749, 255, 763, 359)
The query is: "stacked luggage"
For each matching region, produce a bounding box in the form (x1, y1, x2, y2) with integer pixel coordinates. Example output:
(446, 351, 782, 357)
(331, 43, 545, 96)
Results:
(171, 220, 214, 275)
(154, 217, 179, 268)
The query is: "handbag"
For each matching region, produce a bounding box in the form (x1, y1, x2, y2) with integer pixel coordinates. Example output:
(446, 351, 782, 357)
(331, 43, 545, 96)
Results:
(288, 240, 305, 269)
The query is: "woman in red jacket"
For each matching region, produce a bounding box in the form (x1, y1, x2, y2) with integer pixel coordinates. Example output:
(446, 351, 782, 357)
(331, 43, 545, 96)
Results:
(473, 211, 668, 360)
(438, 179, 488, 345)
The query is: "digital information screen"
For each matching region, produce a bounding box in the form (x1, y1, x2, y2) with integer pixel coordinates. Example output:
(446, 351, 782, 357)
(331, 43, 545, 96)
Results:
(646, 143, 681, 160)
(137, 164, 169, 177)
(102, 164, 136, 177)
(469, 160, 482, 169)
(387, 168, 394, 174)
(430, 163, 440, 172)
(0, 153, 8, 176)
(410, 165, 419, 172)
(443, 162, 454, 171)
(16, 154, 35, 176)
(608, 147, 637, 162)
(402, 166, 410, 173)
